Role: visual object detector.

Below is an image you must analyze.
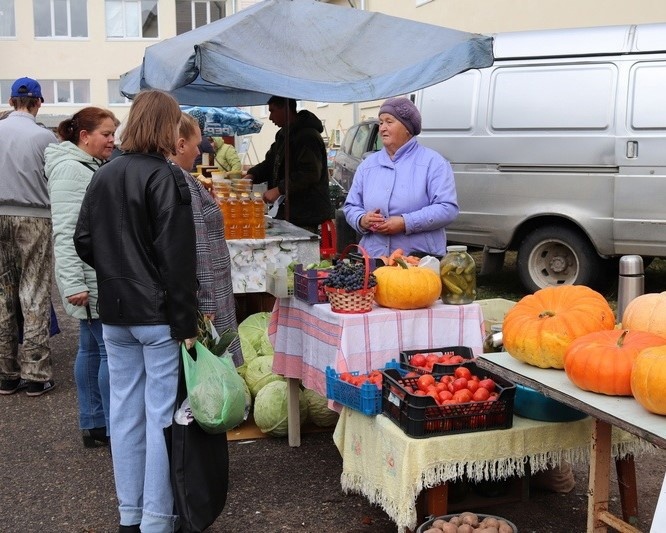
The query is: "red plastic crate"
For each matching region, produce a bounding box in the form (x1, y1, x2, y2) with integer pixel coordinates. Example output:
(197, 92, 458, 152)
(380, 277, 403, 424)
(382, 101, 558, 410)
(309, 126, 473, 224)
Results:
(294, 264, 331, 304)
(400, 346, 474, 374)
(381, 363, 515, 438)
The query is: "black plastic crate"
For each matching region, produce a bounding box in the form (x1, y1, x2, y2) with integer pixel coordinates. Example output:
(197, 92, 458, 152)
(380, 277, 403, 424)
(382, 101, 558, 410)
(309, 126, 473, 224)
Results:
(381, 363, 515, 438)
(400, 346, 474, 374)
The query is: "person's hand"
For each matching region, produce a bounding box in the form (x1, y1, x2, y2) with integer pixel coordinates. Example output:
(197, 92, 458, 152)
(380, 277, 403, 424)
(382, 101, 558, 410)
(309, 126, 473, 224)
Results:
(263, 187, 281, 204)
(182, 337, 197, 350)
(67, 291, 89, 307)
(372, 215, 406, 235)
(361, 208, 385, 231)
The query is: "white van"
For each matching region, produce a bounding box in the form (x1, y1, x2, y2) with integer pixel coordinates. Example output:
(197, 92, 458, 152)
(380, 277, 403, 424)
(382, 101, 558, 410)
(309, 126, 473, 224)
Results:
(413, 23, 666, 292)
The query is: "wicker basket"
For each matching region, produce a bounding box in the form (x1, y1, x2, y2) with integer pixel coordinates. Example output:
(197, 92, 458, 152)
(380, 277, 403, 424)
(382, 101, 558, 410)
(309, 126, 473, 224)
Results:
(325, 244, 376, 314)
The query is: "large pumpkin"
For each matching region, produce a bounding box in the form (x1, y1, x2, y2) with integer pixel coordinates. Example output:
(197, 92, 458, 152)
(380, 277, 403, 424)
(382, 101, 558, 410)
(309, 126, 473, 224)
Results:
(373, 262, 441, 310)
(564, 330, 666, 395)
(622, 292, 666, 337)
(503, 285, 615, 369)
(631, 346, 666, 415)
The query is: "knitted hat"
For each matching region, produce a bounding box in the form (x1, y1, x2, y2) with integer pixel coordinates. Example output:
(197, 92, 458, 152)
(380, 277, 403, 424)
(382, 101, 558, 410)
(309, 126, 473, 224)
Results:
(378, 97, 421, 135)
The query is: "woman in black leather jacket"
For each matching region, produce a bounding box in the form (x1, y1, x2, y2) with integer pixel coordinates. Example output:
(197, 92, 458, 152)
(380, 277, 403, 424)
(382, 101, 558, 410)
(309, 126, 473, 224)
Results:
(74, 90, 197, 533)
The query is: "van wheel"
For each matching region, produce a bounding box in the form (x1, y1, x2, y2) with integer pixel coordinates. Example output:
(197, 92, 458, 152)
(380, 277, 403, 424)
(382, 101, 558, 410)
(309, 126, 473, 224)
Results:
(517, 226, 602, 293)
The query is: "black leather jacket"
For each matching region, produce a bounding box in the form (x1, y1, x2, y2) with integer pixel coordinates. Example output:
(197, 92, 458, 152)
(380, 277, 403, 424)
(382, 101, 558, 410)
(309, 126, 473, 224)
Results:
(74, 152, 198, 340)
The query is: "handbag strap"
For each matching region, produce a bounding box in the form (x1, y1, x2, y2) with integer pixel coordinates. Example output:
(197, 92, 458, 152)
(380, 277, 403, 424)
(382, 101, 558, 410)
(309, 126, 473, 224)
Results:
(175, 346, 189, 409)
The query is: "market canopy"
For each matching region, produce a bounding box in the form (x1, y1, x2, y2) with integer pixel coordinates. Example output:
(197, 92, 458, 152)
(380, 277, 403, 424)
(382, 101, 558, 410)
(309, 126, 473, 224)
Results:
(182, 106, 263, 136)
(120, 0, 494, 106)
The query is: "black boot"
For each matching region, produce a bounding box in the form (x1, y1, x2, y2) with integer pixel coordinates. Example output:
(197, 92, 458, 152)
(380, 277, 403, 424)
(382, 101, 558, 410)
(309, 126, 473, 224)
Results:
(118, 525, 140, 533)
(82, 427, 109, 448)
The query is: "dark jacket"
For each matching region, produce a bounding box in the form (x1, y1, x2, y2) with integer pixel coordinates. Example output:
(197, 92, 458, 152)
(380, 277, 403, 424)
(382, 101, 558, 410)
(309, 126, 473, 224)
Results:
(249, 110, 333, 227)
(74, 152, 198, 340)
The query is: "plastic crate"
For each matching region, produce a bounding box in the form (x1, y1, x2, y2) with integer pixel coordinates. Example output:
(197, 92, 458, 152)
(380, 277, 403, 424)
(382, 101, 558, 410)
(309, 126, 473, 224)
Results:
(266, 266, 294, 298)
(325, 360, 400, 415)
(381, 363, 516, 438)
(400, 346, 474, 374)
(294, 264, 331, 304)
(477, 298, 516, 333)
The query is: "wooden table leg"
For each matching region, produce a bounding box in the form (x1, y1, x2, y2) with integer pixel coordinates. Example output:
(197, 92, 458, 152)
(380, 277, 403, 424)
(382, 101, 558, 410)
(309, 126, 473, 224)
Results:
(286, 377, 301, 447)
(410, 483, 449, 533)
(588, 419, 612, 533)
(615, 455, 639, 527)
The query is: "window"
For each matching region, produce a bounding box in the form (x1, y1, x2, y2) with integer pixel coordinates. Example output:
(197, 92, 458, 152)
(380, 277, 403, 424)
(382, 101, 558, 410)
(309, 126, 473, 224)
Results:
(0, 0, 15, 37)
(106, 0, 158, 39)
(175, 0, 224, 34)
(108, 79, 131, 105)
(34, 0, 87, 38)
(39, 79, 90, 104)
(0, 79, 13, 101)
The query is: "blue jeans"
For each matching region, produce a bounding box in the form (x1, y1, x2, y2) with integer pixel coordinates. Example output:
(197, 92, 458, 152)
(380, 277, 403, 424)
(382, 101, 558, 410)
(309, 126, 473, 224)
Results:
(103, 324, 179, 533)
(75, 319, 110, 432)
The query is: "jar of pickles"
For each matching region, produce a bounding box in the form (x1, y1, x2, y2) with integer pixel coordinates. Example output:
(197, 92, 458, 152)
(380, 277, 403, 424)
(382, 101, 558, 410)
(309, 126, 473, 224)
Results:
(440, 245, 476, 304)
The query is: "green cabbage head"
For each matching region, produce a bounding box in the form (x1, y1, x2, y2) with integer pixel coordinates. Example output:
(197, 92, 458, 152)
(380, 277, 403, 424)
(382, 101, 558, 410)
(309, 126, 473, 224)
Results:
(303, 388, 339, 427)
(253, 381, 308, 437)
(243, 355, 284, 397)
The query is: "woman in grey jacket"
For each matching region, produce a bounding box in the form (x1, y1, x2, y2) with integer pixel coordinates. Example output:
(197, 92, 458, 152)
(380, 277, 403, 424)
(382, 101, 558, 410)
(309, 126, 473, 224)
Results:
(45, 107, 118, 448)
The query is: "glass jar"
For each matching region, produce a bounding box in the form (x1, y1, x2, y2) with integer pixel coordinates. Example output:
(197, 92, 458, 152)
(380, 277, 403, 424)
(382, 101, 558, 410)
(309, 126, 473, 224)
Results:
(440, 245, 476, 304)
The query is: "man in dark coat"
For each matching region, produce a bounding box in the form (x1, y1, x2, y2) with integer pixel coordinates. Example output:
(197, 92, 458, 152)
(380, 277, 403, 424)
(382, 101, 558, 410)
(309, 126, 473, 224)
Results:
(246, 96, 333, 233)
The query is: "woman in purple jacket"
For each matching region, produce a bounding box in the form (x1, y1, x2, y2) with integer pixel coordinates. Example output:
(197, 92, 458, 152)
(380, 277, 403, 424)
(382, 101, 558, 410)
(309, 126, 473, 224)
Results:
(343, 97, 459, 258)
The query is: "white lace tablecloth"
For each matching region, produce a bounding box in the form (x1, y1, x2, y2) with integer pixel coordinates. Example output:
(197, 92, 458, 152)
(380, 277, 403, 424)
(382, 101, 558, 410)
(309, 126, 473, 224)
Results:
(333, 409, 655, 531)
(227, 218, 320, 294)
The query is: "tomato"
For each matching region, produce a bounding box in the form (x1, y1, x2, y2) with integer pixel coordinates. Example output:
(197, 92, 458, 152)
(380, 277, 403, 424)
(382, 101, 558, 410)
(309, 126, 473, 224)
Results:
(439, 375, 454, 385)
(426, 389, 440, 403)
(438, 354, 452, 364)
(410, 354, 427, 368)
(472, 387, 491, 402)
(413, 389, 426, 396)
(452, 389, 473, 403)
(466, 379, 479, 394)
(404, 371, 420, 378)
(417, 373, 435, 392)
(425, 354, 440, 365)
(340, 372, 353, 382)
(488, 392, 500, 401)
(451, 377, 468, 392)
(478, 378, 496, 392)
(449, 355, 465, 364)
(438, 390, 453, 402)
(435, 382, 448, 393)
(454, 366, 472, 380)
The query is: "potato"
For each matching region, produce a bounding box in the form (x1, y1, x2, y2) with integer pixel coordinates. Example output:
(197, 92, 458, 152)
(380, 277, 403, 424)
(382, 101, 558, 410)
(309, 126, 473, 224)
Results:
(448, 516, 462, 526)
(480, 517, 500, 529)
(460, 512, 479, 527)
(456, 524, 474, 533)
(432, 519, 447, 529)
(498, 521, 514, 533)
(477, 528, 499, 533)
(440, 523, 458, 533)
(423, 528, 442, 533)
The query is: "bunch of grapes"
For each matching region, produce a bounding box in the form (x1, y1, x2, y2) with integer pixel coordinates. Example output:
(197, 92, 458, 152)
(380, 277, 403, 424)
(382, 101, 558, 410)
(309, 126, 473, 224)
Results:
(323, 259, 377, 292)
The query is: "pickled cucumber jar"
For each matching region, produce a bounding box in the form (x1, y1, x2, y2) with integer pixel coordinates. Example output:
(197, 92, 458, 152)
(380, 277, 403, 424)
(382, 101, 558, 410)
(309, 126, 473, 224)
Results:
(440, 245, 477, 304)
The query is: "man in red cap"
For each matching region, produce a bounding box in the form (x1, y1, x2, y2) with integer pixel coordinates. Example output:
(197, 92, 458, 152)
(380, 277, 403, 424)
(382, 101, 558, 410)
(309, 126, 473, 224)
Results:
(0, 77, 58, 396)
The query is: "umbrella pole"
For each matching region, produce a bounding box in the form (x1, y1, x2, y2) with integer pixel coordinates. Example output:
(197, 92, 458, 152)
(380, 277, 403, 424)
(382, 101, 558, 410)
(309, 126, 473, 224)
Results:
(284, 115, 290, 222)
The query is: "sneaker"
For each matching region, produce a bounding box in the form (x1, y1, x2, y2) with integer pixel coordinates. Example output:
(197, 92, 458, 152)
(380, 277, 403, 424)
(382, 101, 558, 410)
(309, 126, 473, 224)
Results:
(0, 378, 28, 395)
(25, 379, 56, 397)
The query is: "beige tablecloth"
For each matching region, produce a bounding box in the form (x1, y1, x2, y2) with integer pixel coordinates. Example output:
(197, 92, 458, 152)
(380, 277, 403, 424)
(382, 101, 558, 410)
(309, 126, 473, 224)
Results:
(333, 409, 655, 531)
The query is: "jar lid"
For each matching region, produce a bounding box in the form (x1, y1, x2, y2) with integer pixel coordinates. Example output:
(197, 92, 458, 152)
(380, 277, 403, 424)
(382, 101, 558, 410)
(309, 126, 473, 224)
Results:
(446, 245, 467, 252)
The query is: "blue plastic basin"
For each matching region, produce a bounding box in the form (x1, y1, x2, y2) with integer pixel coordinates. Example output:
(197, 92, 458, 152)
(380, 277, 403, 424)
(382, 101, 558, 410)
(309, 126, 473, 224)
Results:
(514, 384, 587, 422)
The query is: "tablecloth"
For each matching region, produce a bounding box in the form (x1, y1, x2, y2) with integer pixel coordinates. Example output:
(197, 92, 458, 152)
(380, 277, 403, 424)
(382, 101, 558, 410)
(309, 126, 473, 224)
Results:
(333, 409, 656, 531)
(269, 297, 485, 398)
(227, 218, 319, 293)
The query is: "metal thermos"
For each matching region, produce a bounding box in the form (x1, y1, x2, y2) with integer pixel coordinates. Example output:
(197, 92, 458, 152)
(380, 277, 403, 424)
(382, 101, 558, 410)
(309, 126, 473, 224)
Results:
(617, 255, 644, 325)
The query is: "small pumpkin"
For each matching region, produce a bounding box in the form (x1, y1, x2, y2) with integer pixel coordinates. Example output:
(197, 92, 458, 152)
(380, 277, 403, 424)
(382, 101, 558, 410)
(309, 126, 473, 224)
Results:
(503, 285, 615, 369)
(564, 329, 666, 395)
(622, 291, 666, 337)
(373, 259, 442, 310)
(631, 346, 666, 415)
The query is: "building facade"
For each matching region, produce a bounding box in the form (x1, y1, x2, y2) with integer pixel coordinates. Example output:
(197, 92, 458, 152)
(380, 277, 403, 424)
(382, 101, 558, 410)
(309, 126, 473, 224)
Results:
(2, 0, 666, 158)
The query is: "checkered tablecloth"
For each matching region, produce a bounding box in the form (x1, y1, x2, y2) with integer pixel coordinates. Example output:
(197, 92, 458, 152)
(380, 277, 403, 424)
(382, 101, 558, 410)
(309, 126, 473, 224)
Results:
(269, 297, 485, 397)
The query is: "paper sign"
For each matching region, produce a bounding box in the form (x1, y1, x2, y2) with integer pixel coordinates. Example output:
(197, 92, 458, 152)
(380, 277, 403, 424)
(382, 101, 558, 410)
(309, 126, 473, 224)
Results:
(650, 471, 666, 532)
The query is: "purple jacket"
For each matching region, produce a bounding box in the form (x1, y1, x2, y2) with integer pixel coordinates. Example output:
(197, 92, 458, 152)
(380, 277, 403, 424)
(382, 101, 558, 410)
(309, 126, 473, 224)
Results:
(343, 138, 459, 257)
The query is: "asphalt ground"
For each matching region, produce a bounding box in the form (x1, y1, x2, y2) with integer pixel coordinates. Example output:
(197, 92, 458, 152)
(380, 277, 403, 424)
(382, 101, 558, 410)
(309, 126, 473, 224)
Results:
(0, 289, 664, 532)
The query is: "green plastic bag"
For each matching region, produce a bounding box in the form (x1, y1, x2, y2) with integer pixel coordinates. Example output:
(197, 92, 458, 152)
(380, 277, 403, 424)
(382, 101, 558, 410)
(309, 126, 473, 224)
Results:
(182, 341, 246, 434)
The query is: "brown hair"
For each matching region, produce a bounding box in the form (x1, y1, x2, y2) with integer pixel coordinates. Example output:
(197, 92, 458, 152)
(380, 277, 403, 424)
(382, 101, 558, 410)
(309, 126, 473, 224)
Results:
(10, 96, 40, 113)
(57, 107, 117, 145)
(178, 112, 199, 141)
(120, 90, 181, 155)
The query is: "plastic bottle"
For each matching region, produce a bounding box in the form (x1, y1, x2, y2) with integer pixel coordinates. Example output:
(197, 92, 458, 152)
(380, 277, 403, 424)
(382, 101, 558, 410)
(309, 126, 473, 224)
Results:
(239, 192, 252, 239)
(440, 245, 476, 304)
(251, 192, 266, 239)
(226, 192, 240, 239)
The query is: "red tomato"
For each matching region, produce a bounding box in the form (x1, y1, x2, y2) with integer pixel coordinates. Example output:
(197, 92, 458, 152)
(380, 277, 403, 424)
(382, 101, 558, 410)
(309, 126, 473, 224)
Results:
(404, 371, 420, 378)
(452, 389, 473, 403)
(438, 390, 453, 402)
(472, 387, 491, 402)
(410, 354, 427, 368)
(340, 372, 353, 382)
(413, 389, 426, 396)
(478, 378, 496, 393)
(466, 379, 479, 394)
(439, 375, 454, 385)
(417, 373, 436, 392)
(449, 355, 465, 364)
(454, 366, 472, 380)
(435, 382, 448, 393)
(488, 392, 500, 401)
(425, 353, 440, 365)
(438, 354, 452, 364)
(451, 377, 468, 392)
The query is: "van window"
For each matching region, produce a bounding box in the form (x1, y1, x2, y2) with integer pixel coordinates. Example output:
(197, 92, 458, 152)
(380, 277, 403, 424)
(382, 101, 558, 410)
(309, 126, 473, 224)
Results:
(421, 70, 480, 131)
(630, 62, 666, 130)
(490, 64, 617, 131)
(350, 123, 374, 158)
(341, 124, 358, 154)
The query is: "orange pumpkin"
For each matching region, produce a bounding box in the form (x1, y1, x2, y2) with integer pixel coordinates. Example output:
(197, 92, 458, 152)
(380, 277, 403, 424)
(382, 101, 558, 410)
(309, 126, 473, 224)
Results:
(622, 291, 666, 337)
(564, 330, 666, 395)
(503, 285, 615, 369)
(631, 346, 666, 415)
